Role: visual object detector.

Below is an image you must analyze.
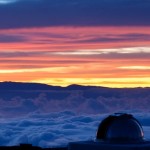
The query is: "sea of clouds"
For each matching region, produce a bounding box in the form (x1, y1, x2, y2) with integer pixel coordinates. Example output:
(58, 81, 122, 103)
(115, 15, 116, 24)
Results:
(0, 111, 150, 148)
(0, 88, 150, 148)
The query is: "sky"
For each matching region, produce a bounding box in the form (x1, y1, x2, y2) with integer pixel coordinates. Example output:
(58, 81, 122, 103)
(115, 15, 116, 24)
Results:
(0, 0, 150, 87)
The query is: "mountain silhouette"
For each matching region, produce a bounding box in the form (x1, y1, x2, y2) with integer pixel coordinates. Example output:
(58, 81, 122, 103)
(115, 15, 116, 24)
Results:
(0, 81, 150, 116)
(0, 81, 149, 100)
(0, 81, 62, 91)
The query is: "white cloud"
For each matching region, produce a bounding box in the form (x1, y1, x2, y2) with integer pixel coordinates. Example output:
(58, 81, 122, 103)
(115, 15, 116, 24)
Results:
(118, 66, 150, 70)
(0, 0, 17, 4)
(0, 112, 150, 148)
(0, 66, 77, 74)
(0, 88, 150, 147)
(0, 112, 102, 147)
(53, 47, 150, 56)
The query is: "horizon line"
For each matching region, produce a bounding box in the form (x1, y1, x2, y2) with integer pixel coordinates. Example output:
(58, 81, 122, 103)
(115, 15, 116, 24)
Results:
(0, 81, 150, 89)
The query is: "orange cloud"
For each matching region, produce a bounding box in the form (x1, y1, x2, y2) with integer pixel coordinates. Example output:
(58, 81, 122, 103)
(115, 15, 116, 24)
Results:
(0, 26, 149, 87)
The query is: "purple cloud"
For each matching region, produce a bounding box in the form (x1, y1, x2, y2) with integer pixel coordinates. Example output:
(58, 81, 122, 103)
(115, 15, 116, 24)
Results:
(0, 0, 150, 29)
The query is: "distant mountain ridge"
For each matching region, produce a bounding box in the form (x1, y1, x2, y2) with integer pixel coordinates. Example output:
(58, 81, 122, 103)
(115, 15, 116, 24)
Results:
(0, 81, 62, 91)
(0, 81, 150, 115)
(0, 81, 149, 91)
(0, 81, 103, 91)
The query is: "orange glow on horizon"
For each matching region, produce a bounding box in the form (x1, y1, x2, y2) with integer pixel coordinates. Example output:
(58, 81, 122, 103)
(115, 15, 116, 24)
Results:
(0, 26, 150, 88)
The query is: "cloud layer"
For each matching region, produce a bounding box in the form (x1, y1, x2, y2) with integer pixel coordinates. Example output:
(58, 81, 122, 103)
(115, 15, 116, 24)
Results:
(0, 27, 149, 87)
(0, 1, 149, 87)
(0, 0, 150, 29)
(0, 112, 150, 148)
(0, 87, 150, 116)
(0, 86, 150, 147)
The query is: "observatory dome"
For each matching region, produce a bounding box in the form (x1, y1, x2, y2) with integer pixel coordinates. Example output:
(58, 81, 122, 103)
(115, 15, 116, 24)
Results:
(96, 113, 144, 143)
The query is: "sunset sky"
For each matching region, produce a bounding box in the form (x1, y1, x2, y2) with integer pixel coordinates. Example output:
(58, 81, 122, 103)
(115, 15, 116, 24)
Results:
(0, 0, 150, 87)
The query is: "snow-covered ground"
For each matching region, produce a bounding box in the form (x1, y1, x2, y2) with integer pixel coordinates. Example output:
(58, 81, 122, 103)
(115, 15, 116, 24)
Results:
(0, 111, 150, 148)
